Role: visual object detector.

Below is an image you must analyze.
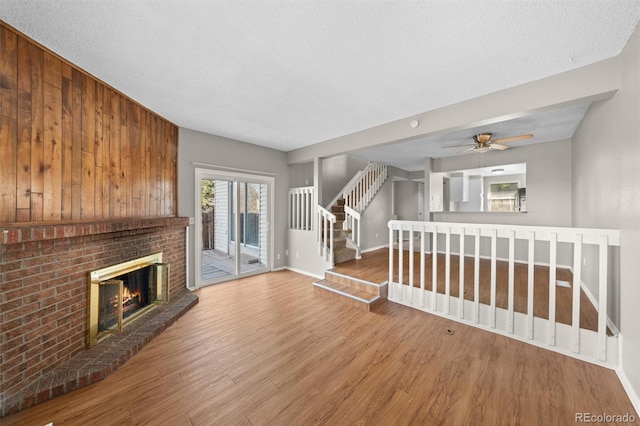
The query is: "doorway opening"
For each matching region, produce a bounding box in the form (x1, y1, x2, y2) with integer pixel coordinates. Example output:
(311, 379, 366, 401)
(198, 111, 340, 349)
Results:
(195, 168, 273, 287)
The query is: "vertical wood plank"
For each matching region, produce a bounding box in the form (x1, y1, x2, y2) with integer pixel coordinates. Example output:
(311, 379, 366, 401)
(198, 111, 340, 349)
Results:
(94, 83, 104, 218)
(165, 123, 177, 216)
(156, 121, 165, 215)
(71, 68, 82, 219)
(119, 96, 129, 217)
(16, 36, 32, 222)
(0, 117, 17, 222)
(0, 25, 18, 119)
(148, 116, 157, 216)
(43, 80, 62, 219)
(30, 43, 44, 221)
(81, 75, 95, 218)
(101, 85, 111, 217)
(60, 63, 73, 219)
(43, 52, 62, 220)
(109, 89, 121, 218)
(140, 109, 149, 216)
(129, 102, 141, 215)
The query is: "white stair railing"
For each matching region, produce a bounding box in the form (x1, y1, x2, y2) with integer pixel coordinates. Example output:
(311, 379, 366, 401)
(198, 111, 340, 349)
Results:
(326, 161, 388, 212)
(387, 220, 621, 367)
(288, 186, 313, 230)
(317, 206, 336, 263)
(344, 205, 361, 259)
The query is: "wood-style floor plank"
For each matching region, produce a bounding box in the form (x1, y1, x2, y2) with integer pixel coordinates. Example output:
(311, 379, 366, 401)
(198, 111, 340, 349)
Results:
(333, 248, 604, 333)
(2, 270, 636, 425)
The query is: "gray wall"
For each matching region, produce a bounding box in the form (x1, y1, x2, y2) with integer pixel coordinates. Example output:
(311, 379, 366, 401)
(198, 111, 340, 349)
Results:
(433, 139, 572, 227)
(289, 162, 314, 188)
(572, 23, 640, 401)
(321, 155, 369, 206)
(178, 127, 290, 286)
(394, 180, 420, 221)
(360, 179, 394, 250)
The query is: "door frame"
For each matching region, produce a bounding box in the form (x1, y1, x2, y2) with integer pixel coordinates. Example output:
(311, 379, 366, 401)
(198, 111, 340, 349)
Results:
(194, 167, 274, 288)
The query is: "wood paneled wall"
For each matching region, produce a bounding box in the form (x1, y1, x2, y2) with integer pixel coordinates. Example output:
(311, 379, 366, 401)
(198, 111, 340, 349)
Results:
(0, 22, 178, 224)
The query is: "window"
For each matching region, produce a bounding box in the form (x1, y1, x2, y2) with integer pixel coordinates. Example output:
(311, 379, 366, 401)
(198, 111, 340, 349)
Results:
(489, 182, 519, 212)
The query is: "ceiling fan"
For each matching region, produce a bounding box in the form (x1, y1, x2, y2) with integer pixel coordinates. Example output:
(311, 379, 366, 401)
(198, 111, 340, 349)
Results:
(444, 133, 533, 154)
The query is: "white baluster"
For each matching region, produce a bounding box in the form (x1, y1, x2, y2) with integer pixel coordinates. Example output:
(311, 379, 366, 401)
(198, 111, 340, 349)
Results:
(548, 232, 557, 346)
(572, 234, 582, 353)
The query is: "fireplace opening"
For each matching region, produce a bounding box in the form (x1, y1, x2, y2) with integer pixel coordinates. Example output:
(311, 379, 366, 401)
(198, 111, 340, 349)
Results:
(98, 266, 151, 333)
(88, 253, 169, 348)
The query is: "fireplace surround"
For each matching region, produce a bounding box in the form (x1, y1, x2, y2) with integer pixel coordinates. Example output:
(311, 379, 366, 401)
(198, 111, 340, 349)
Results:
(0, 217, 198, 417)
(88, 253, 169, 348)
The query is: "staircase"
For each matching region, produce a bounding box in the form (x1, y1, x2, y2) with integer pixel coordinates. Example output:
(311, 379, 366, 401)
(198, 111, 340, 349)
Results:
(313, 270, 387, 312)
(329, 199, 357, 264)
(314, 161, 389, 310)
(319, 161, 388, 266)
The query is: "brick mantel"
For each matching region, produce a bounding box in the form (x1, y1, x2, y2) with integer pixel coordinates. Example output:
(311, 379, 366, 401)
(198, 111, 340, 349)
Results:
(1, 217, 189, 246)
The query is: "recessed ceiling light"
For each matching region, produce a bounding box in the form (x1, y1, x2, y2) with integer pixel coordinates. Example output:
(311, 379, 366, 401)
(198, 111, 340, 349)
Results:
(491, 168, 504, 175)
(410, 119, 419, 128)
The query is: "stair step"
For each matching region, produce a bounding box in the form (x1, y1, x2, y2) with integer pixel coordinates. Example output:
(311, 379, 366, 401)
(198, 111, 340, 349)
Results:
(334, 246, 356, 264)
(325, 270, 388, 298)
(313, 279, 382, 312)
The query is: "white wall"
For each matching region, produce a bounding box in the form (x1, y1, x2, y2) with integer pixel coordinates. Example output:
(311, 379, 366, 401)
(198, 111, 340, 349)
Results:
(572, 24, 640, 407)
(178, 127, 290, 286)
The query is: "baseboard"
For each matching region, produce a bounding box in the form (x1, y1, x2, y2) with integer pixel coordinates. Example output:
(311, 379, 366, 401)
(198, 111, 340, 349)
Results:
(362, 243, 389, 254)
(279, 266, 324, 280)
(616, 344, 640, 417)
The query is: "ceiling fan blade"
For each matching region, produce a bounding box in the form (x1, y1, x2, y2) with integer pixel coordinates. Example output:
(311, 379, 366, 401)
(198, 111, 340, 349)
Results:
(443, 143, 475, 149)
(492, 134, 533, 144)
(489, 143, 509, 150)
(456, 146, 476, 155)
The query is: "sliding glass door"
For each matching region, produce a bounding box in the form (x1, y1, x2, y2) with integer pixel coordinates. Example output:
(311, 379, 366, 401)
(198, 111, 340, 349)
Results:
(195, 169, 272, 287)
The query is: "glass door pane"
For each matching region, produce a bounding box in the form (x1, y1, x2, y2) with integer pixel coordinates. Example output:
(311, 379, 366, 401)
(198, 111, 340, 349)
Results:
(239, 181, 268, 275)
(200, 178, 236, 283)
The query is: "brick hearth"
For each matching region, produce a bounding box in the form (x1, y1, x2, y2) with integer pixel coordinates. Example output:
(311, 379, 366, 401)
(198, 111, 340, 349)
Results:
(0, 217, 197, 417)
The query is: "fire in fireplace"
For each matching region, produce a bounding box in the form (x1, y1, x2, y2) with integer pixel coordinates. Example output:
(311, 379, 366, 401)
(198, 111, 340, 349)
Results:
(88, 253, 169, 348)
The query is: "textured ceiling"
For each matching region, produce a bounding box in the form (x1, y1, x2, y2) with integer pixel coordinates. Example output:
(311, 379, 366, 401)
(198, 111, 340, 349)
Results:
(1, 1, 639, 154)
(352, 102, 592, 170)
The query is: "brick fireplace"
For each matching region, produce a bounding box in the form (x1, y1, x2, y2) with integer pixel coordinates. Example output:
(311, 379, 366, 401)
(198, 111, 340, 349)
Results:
(0, 217, 198, 417)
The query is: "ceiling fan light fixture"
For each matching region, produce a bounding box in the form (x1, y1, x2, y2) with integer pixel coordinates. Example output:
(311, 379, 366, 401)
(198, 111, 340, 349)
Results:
(491, 168, 505, 175)
(475, 146, 490, 153)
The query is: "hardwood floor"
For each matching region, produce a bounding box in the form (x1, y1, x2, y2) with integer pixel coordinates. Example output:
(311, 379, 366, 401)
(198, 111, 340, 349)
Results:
(3, 270, 636, 425)
(333, 248, 604, 333)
